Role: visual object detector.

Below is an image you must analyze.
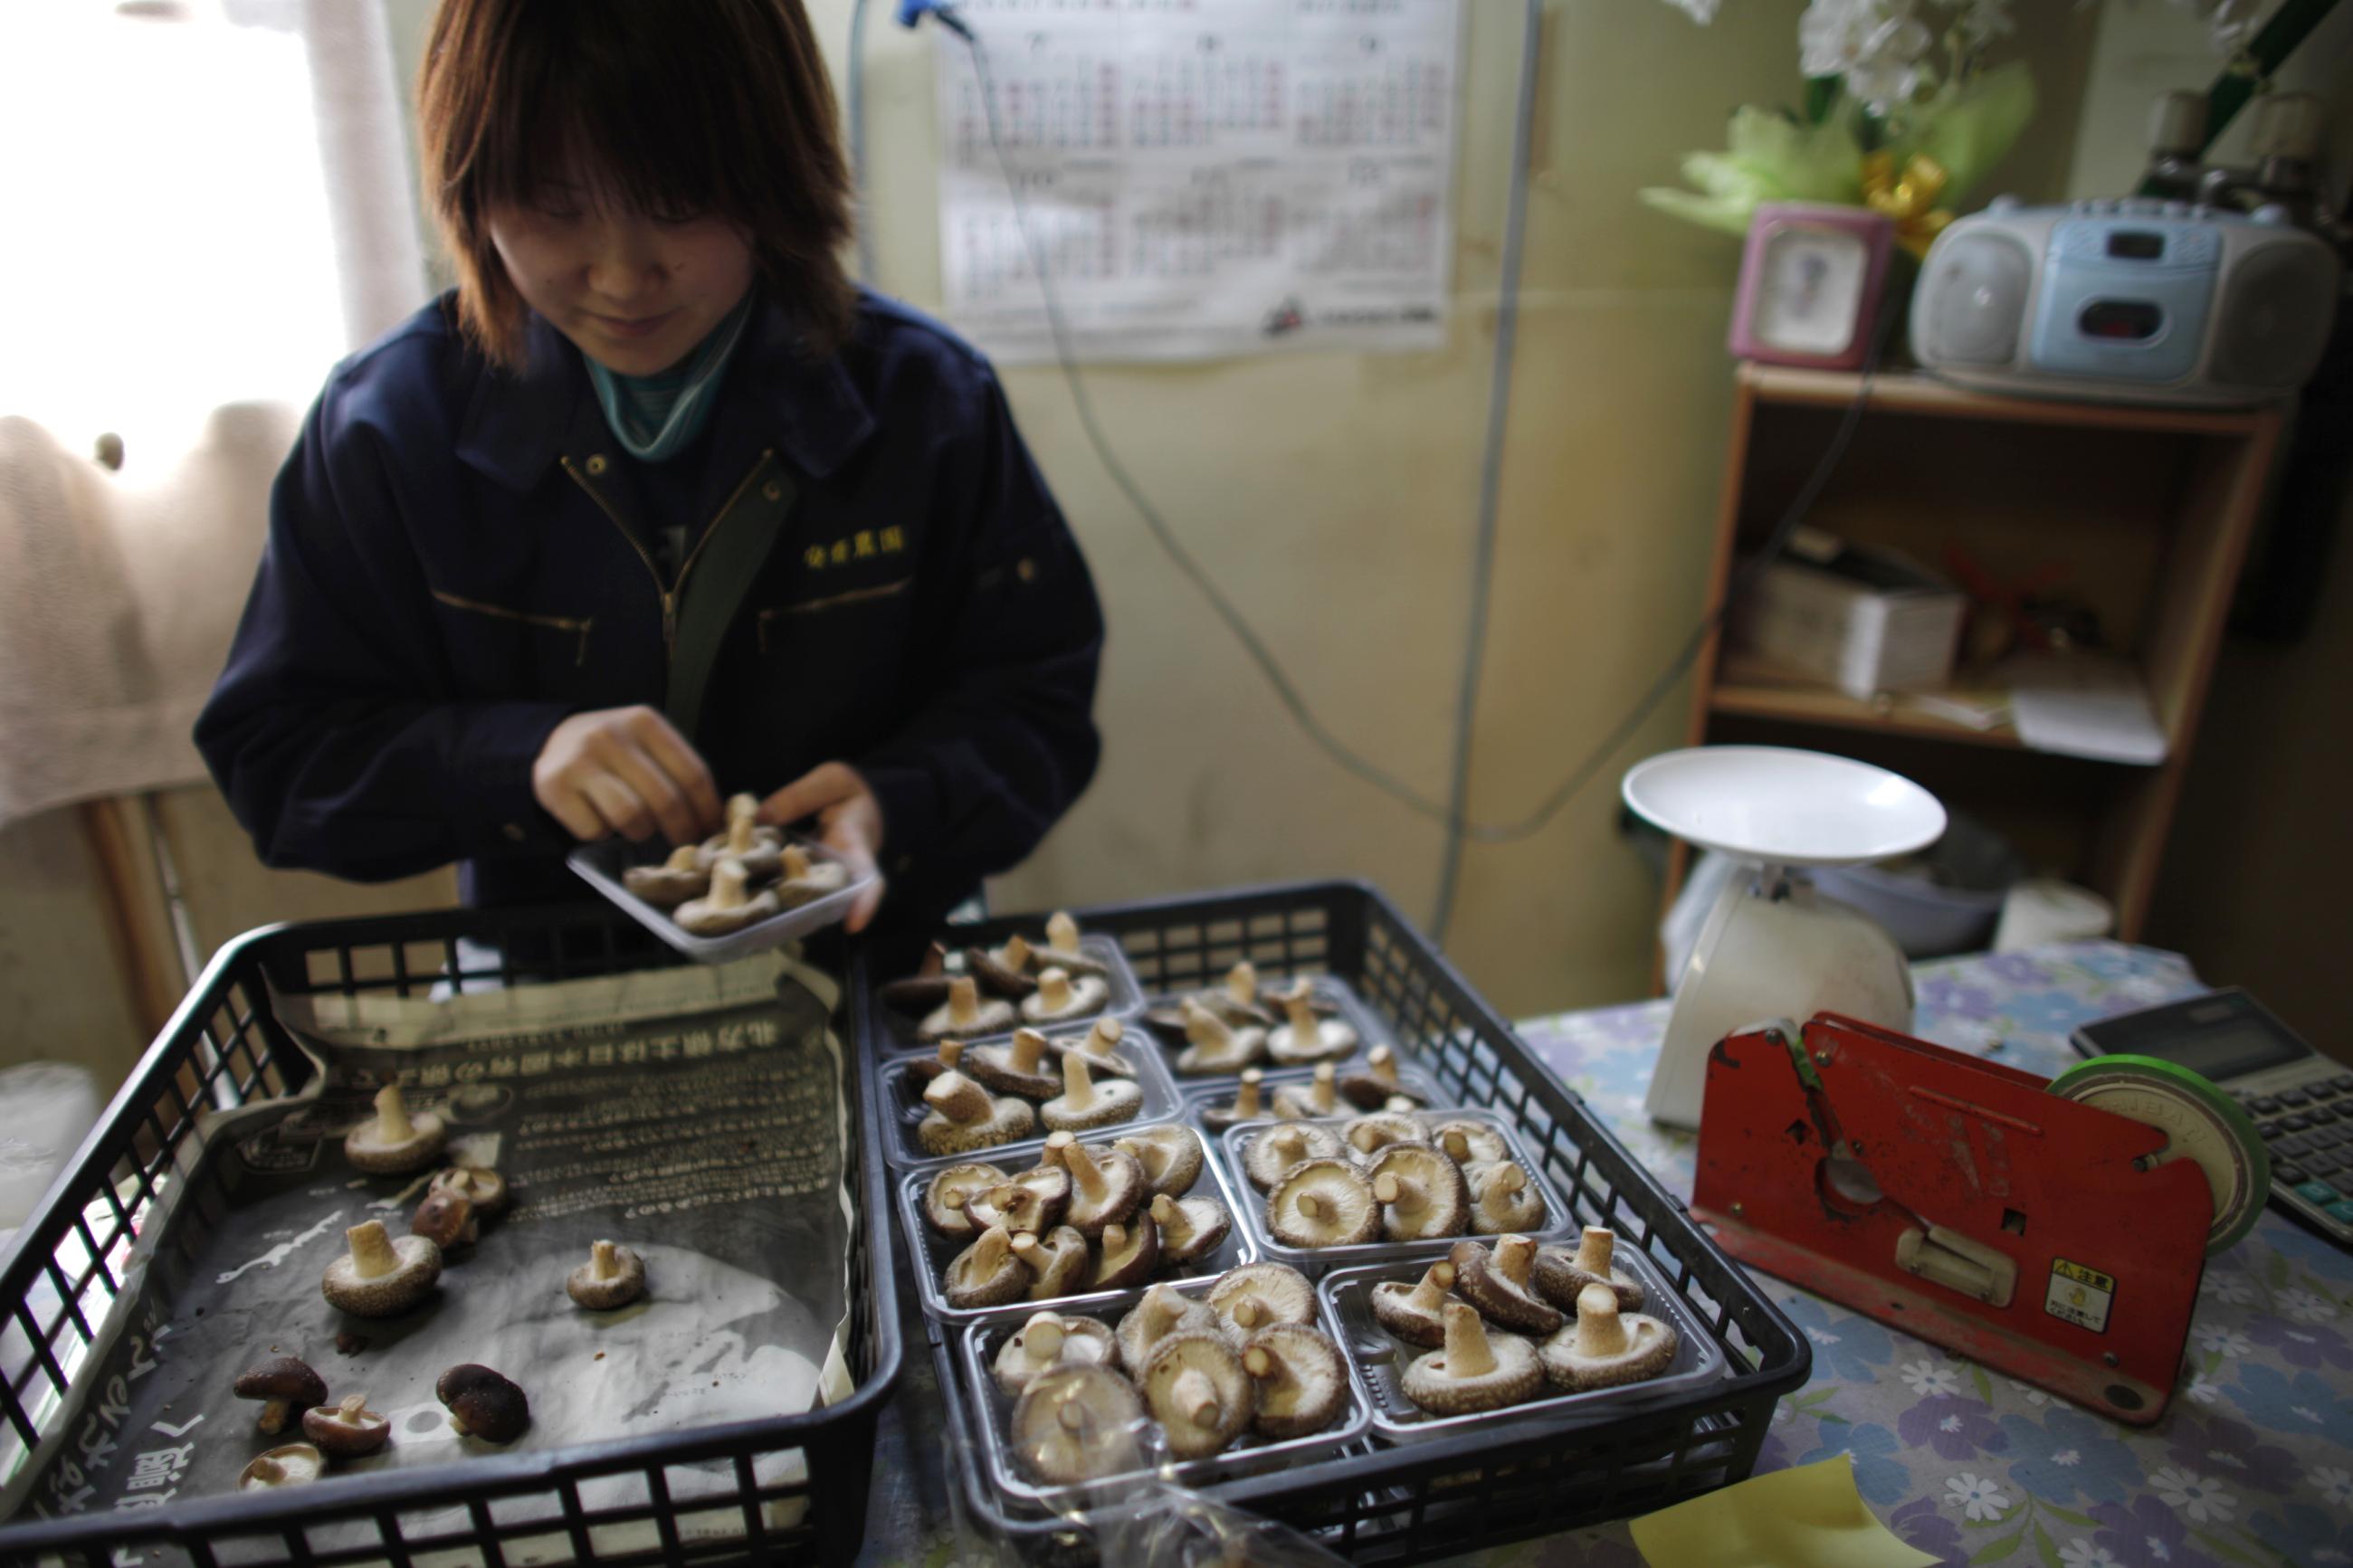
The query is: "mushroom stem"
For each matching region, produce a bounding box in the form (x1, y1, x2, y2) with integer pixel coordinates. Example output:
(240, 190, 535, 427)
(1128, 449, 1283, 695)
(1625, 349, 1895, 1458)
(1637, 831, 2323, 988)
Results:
(708, 859, 750, 910)
(1406, 1261, 1456, 1312)
(1227, 962, 1258, 1004)
(1573, 1226, 1615, 1275)
(1001, 934, 1034, 971)
(591, 1240, 621, 1281)
(1442, 1302, 1498, 1378)
(1011, 1028, 1050, 1073)
(1285, 995, 1317, 1037)
(1058, 1050, 1099, 1111)
(1081, 1018, 1122, 1059)
(934, 1040, 966, 1072)
(1046, 911, 1081, 951)
(1297, 1192, 1325, 1221)
(947, 976, 983, 1028)
(1243, 1345, 1280, 1381)
(1170, 1367, 1221, 1427)
(923, 1069, 992, 1126)
(1184, 1000, 1232, 1048)
(1056, 1402, 1089, 1434)
(1574, 1285, 1632, 1357)
(1142, 1285, 1186, 1335)
(663, 844, 698, 872)
(1026, 1315, 1067, 1360)
(727, 813, 757, 855)
(1307, 1063, 1337, 1115)
(249, 1457, 284, 1484)
(972, 1226, 1014, 1274)
(1150, 1193, 1196, 1250)
(258, 1399, 293, 1433)
(1494, 1236, 1538, 1288)
(1442, 1129, 1472, 1164)
(1373, 1172, 1425, 1214)
(348, 1221, 400, 1280)
(336, 1394, 367, 1425)
(1232, 1297, 1264, 1331)
(1037, 969, 1074, 1012)
(780, 844, 813, 880)
(1368, 1045, 1398, 1087)
(1234, 1070, 1262, 1118)
(1491, 1165, 1528, 1196)
(1269, 1128, 1308, 1169)
(1054, 1134, 1108, 1201)
(374, 1085, 414, 1145)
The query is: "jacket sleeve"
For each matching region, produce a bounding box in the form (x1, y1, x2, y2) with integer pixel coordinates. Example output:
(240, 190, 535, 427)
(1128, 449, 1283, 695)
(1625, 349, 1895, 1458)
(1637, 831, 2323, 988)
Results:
(853, 370, 1103, 897)
(195, 386, 578, 882)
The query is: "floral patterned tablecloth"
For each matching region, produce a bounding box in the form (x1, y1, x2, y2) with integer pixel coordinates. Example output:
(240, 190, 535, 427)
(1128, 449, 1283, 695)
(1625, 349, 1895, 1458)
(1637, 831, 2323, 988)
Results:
(864, 942, 2353, 1568)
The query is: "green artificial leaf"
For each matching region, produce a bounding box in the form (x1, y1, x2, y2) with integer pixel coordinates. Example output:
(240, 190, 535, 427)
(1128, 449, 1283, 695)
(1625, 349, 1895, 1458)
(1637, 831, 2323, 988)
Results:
(2267, 1251, 2290, 1288)
(2033, 1522, 2061, 1568)
(1973, 1528, 2026, 1562)
(2043, 1503, 2099, 1529)
(2203, 1350, 2223, 1374)
(2192, 1528, 2283, 1568)
(1804, 75, 1840, 126)
(1816, 1411, 1851, 1426)
(1972, 1366, 1994, 1403)
(1792, 1387, 1840, 1410)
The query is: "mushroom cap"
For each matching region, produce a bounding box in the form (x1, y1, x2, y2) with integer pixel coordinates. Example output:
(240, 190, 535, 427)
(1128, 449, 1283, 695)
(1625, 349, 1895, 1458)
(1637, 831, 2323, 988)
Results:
(1467, 1160, 1548, 1236)
(772, 851, 850, 907)
(1117, 1283, 1220, 1370)
(1366, 1143, 1471, 1241)
(622, 861, 710, 908)
(429, 1165, 507, 1217)
(436, 1364, 530, 1443)
(302, 1394, 390, 1457)
(1138, 1330, 1252, 1459)
(921, 1162, 1010, 1238)
(967, 1182, 1055, 1236)
(1015, 1225, 1091, 1301)
(410, 1190, 474, 1250)
(1050, 1017, 1138, 1079)
(1028, 914, 1109, 976)
(672, 877, 782, 936)
(917, 1085, 1034, 1157)
(1339, 1046, 1425, 1110)
(1371, 1261, 1461, 1348)
(1399, 1306, 1544, 1415)
(1430, 1120, 1511, 1168)
(233, 1357, 328, 1431)
(1205, 1262, 1317, 1342)
(321, 1224, 443, 1318)
(945, 1225, 1029, 1310)
(992, 1313, 1120, 1399)
(1241, 1321, 1349, 1440)
(1040, 1070, 1142, 1133)
(917, 979, 1019, 1041)
(964, 945, 1040, 1001)
(1010, 1364, 1146, 1486)
(1538, 1288, 1680, 1392)
(1054, 1139, 1147, 1237)
(344, 1090, 445, 1175)
(963, 1032, 1062, 1099)
(1345, 1112, 1430, 1162)
(881, 945, 955, 1016)
(1267, 1014, 1358, 1067)
(1265, 1158, 1381, 1250)
(1270, 1062, 1344, 1121)
(692, 817, 781, 870)
(1021, 969, 1110, 1026)
(1173, 1004, 1266, 1075)
(1114, 1126, 1205, 1198)
(1090, 1217, 1161, 1290)
(1446, 1239, 1564, 1335)
(566, 1240, 648, 1309)
(238, 1443, 326, 1490)
(1148, 1193, 1231, 1265)
(1531, 1230, 1647, 1313)
(1241, 1121, 1345, 1193)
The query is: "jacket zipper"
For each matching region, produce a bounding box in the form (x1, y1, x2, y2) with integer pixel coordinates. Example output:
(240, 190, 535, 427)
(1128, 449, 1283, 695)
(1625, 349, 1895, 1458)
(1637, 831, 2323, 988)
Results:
(559, 448, 776, 662)
(430, 588, 595, 667)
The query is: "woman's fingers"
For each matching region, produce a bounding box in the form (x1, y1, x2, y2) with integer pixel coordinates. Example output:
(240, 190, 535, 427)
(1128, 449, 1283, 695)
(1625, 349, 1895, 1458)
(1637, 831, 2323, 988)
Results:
(594, 730, 702, 846)
(756, 761, 864, 828)
(581, 772, 656, 841)
(541, 781, 608, 842)
(823, 811, 885, 933)
(626, 708, 724, 834)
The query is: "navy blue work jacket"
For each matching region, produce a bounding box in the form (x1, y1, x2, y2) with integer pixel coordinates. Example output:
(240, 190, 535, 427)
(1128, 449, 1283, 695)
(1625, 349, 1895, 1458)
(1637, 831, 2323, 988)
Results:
(195, 289, 1104, 954)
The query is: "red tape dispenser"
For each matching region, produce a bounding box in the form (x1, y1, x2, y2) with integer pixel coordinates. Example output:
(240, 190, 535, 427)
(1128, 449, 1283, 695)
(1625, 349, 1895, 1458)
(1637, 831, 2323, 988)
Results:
(1691, 1013, 2267, 1424)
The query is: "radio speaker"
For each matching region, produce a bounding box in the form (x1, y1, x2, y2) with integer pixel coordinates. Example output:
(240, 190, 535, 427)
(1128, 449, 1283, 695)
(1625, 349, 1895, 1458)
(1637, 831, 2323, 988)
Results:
(2211, 242, 2338, 390)
(1919, 232, 2032, 366)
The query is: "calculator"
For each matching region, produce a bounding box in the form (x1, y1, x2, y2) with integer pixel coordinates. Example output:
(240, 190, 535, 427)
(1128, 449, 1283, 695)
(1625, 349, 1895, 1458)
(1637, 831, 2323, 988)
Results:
(2071, 988, 2353, 1250)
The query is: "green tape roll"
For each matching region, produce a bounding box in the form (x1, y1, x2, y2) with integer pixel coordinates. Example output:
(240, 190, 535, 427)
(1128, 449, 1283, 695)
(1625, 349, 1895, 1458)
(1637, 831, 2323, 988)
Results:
(2047, 1054, 2272, 1255)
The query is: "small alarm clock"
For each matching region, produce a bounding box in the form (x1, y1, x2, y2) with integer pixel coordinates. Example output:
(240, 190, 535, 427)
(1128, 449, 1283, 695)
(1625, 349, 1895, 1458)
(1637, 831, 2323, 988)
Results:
(1729, 204, 1897, 371)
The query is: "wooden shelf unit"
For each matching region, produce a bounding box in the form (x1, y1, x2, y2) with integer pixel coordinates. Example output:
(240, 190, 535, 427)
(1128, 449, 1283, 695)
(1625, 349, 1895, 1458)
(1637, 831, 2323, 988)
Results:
(1665, 364, 2282, 953)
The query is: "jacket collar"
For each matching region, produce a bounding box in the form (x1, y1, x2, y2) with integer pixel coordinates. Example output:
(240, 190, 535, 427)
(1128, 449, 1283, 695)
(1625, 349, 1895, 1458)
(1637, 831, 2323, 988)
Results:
(454, 290, 875, 491)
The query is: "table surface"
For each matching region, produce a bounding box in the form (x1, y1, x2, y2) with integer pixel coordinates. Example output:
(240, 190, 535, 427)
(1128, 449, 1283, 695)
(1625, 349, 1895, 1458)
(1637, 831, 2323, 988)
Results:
(863, 942, 2353, 1568)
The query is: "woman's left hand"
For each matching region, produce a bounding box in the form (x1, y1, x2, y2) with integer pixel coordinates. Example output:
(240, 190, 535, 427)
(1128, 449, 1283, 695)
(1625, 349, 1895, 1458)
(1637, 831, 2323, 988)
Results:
(757, 762, 886, 933)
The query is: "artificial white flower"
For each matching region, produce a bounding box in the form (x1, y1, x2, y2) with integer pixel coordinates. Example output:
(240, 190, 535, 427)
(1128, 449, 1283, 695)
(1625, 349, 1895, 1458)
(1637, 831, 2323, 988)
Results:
(1806, 1326, 1843, 1346)
(2277, 1287, 2340, 1324)
(2311, 1466, 2353, 1506)
(2201, 1272, 2257, 1306)
(1658, 0, 1725, 21)
(2053, 1448, 2082, 1467)
(1939, 1413, 1964, 1434)
(2167, 0, 2271, 54)
(2060, 1540, 2122, 1568)
(1900, 1358, 1962, 1398)
(2184, 1372, 2222, 1404)
(2196, 1326, 2252, 1356)
(2151, 1466, 2236, 1524)
(1799, 0, 1938, 113)
(1946, 1471, 2011, 1521)
(2006, 1377, 2050, 1406)
(1955, 0, 2015, 45)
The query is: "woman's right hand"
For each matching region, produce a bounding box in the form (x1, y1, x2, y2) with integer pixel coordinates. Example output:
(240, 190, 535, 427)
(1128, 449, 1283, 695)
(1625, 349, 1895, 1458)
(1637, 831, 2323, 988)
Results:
(530, 706, 723, 845)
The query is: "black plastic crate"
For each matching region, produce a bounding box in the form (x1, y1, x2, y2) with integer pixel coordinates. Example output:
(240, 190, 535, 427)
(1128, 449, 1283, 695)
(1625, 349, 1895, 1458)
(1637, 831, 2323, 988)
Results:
(0, 905, 900, 1568)
(869, 880, 1810, 1563)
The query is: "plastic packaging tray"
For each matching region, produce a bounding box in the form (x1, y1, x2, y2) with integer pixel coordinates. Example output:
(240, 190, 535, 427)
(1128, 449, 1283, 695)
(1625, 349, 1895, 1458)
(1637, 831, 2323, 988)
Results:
(0, 906, 900, 1567)
(866, 880, 1811, 1561)
(957, 1272, 1373, 1514)
(895, 1129, 1257, 1326)
(568, 832, 873, 962)
(872, 934, 1144, 1053)
(1146, 975, 1395, 1085)
(1217, 1107, 1576, 1269)
(878, 1020, 1187, 1173)
(1177, 1061, 1444, 1135)
(1317, 1241, 1727, 1444)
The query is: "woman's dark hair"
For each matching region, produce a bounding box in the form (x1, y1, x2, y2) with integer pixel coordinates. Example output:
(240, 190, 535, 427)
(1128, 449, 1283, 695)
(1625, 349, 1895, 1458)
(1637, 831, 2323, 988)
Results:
(418, 0, 855, 367)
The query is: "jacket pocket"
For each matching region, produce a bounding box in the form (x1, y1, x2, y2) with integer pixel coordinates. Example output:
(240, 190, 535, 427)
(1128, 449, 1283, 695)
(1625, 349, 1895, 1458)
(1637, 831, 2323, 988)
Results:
(757, 575, 913, 653)
(430, 588, 595, 668)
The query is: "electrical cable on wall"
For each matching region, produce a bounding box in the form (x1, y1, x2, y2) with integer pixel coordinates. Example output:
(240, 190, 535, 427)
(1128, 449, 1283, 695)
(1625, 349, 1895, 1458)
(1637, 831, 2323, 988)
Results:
(903, 3, 1890, 938)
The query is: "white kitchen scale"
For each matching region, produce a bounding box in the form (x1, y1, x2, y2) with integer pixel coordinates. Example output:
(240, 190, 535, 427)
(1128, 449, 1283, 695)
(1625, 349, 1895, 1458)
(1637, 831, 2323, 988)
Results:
(1624, 746, 1947, 1129)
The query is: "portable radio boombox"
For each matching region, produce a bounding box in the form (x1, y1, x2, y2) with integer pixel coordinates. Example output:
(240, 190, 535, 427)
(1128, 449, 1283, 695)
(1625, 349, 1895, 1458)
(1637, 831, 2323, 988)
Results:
(1910, 196, 2340, 407)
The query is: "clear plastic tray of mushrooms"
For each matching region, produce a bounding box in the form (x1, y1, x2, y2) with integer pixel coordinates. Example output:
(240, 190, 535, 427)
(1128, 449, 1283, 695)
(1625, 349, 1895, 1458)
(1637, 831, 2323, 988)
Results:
(894, 1135, 1259, 1327)
(1148, 975, 1397, 1087)
(1177, 1061, 1443, 1137)
(880, 1024, 1188, 1174)
(954, 1271, 1374, 1511)
(1314, 1241, 1727, 1444)
(1215, 1107, 1577, 1271)
(873, 936, 1147, 1055)
(567, 832, 874, 963)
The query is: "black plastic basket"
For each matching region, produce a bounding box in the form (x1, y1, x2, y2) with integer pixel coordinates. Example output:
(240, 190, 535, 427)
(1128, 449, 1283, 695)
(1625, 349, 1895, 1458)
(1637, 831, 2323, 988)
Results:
(873, 881, 1810, 1563)
(0, 905, 900, 1568)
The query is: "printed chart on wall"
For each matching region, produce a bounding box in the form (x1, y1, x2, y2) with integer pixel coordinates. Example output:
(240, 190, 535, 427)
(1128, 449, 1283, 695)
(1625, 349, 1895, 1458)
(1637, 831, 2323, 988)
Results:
(934, 0, 1463, 363)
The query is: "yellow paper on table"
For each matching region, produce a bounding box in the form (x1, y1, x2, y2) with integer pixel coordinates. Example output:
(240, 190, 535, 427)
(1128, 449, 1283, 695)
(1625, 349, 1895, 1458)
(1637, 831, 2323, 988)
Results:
(1629, 1457, 1939, 1568)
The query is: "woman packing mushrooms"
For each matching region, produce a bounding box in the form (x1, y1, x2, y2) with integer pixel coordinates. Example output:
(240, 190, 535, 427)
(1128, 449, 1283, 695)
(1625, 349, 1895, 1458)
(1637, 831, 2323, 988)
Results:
(195, 0, 1104, 981)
